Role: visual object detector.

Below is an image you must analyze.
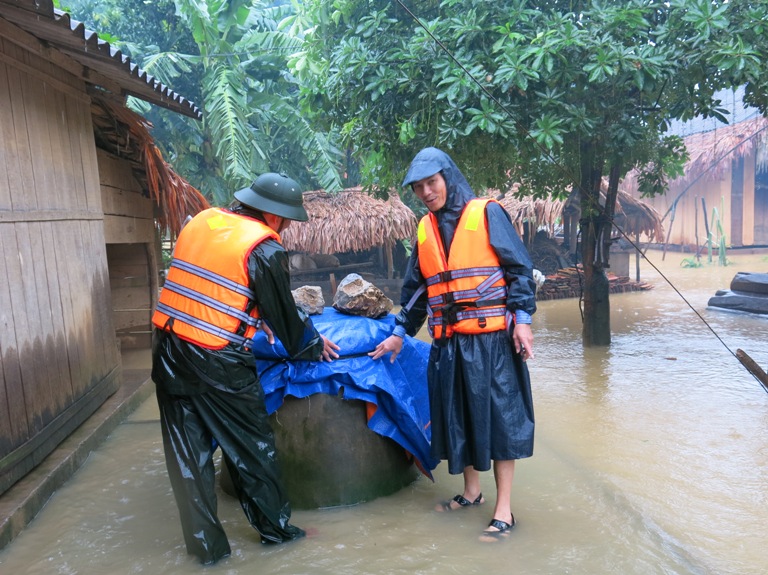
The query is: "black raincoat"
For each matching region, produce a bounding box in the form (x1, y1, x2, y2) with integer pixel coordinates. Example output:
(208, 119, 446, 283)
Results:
(151, 204, 323, 565)
(395, 148, 537, 475)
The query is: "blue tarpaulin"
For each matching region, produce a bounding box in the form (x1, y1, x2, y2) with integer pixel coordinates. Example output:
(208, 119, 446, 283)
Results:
(252, 308, 438, 478)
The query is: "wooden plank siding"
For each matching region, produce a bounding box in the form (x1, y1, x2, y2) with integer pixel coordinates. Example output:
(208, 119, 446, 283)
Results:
(730, 157, 745, 247)
(742, 158, 757, 246)
(629, 143, 768, 250)
(99, 150, 159, 350)
(0, 226, 29, 453)
(755, 167, 768, 244)
(0, 45, 12, 211)
(0, 34, 121, 496)
(2, 40, 35, 212)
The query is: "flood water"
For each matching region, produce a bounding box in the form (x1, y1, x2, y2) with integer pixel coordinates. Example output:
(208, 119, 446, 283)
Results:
(1, 249, 767, 575)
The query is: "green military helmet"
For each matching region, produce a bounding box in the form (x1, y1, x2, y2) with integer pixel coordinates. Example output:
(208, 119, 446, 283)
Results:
(234, 172, 308, 221)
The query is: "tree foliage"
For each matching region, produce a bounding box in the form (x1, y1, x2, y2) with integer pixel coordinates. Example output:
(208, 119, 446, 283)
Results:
(298, 0, 768, 345)
(61, 0, 344, 205)
(300, 0, 767, 194)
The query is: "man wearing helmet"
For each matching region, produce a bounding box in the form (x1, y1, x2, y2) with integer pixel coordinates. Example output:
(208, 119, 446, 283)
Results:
(151, 173, 339, 565)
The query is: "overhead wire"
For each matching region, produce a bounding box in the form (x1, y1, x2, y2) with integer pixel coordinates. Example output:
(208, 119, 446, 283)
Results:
(394, 0, 767, 390)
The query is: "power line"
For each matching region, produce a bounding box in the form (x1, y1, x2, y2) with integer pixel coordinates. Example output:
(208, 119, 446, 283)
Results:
(394, 0, 767, 391)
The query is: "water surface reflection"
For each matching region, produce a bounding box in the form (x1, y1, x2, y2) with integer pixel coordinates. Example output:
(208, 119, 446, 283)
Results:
(1, 250, 766, 574)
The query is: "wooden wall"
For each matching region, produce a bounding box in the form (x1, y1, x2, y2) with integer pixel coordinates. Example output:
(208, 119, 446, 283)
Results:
(0, 27, 121, 495)
(633, 149, 762, 249)
(742, 153, 757, 246)
(99, 150, 160, 350)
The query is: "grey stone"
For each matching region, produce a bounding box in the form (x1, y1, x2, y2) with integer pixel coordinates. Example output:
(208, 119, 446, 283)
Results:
(292, 285, 325, 315)
(289, 253, 317, 272)
(333, 273, 393, 319)
(220, 395, 418, 509)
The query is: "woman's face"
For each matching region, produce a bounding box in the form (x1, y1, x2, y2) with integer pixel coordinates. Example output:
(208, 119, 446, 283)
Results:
(412, 172, 447, 212)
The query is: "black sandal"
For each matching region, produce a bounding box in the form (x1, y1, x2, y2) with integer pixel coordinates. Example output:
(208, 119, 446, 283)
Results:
(480, 515, 516, 541)
(438, 492, 483, 511)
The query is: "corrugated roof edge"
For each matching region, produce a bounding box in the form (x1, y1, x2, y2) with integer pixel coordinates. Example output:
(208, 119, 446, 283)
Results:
(0, 0, 201, 119)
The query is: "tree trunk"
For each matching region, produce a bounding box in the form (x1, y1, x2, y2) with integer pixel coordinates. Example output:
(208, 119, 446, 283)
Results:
(579, 143, 611, 347)
(580, 214, 611, 346)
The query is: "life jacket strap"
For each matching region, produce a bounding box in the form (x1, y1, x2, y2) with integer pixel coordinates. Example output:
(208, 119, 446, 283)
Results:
(428, 305, 507, 329)
(162, 280, 259, 327)
(425, 266, 502, 287)
(403, 284, 428, 313)
(170, 259, 256, 299)
(156, 302, 252, 349)
(428, 284, 507, 307)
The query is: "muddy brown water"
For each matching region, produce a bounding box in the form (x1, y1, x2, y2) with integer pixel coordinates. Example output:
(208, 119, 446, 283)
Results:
(1, 249, 767, 574)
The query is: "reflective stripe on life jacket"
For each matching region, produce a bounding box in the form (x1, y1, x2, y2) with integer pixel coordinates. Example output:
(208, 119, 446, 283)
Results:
(417, 198, 507, 338)
(152, 207, 279, 350)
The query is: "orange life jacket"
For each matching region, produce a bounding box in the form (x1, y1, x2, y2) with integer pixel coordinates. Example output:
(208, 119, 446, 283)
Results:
(417, 198, 508, 338)
(152, 208, 279, 350)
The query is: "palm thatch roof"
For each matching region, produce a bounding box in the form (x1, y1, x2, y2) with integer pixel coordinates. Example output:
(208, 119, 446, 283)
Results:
(280, 188, 417, 255)
(493, 184, 565, 238)
(680, 115, 768, 182)
(612, 189, 665, 241)
(91, 95, 210, 238)
(623, 115, 768, 192)
(491, 183, 664, 242)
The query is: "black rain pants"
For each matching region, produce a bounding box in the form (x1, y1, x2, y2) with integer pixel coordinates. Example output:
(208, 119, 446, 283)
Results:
(155, 384, 303, 565)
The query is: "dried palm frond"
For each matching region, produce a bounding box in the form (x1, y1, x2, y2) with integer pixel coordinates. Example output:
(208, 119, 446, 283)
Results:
(280, 188, 417, 254)
(487, 182, 663, 242)
(485, 186, 566, 238)
(614, 190, 665, 241)
(623, 115, 768, 192)
(680, 115, 768, 182)
(91, 95, 209, 238)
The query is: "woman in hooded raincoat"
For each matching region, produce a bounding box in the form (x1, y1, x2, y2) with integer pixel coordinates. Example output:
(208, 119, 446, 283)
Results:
(370, 148, 536, 540)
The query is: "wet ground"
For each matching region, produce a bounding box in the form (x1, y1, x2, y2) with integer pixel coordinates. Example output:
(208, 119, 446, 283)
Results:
(1, 249, 766, 574)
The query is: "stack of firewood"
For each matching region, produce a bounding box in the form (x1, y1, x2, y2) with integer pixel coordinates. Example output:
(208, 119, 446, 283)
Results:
(536, 267, 654, 301)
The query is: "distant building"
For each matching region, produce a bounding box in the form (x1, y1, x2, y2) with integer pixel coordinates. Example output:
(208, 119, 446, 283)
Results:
(624, 88, 768, 249)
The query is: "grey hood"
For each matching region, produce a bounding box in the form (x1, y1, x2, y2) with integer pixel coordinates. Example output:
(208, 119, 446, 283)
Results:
(402, 147, 475, 254)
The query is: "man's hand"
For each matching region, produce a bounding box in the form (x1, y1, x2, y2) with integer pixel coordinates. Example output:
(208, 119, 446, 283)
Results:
(513, 323, 534, 361)
(368, 334, 404, 364)
(319, 335, 340, 362)
(259, 321, 275, 345)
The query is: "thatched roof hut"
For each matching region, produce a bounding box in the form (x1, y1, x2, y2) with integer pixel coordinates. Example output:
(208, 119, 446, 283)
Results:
(492, 184, 664, 243)
(281, 188, 417, 254)
(91, 96, 210, 238)
(622, 115, 768, 194)
(673, 115, 768, 184)
(612, 189, 665, 241)
(620, 114, 768, 248)
(279, 187, 417, 280)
